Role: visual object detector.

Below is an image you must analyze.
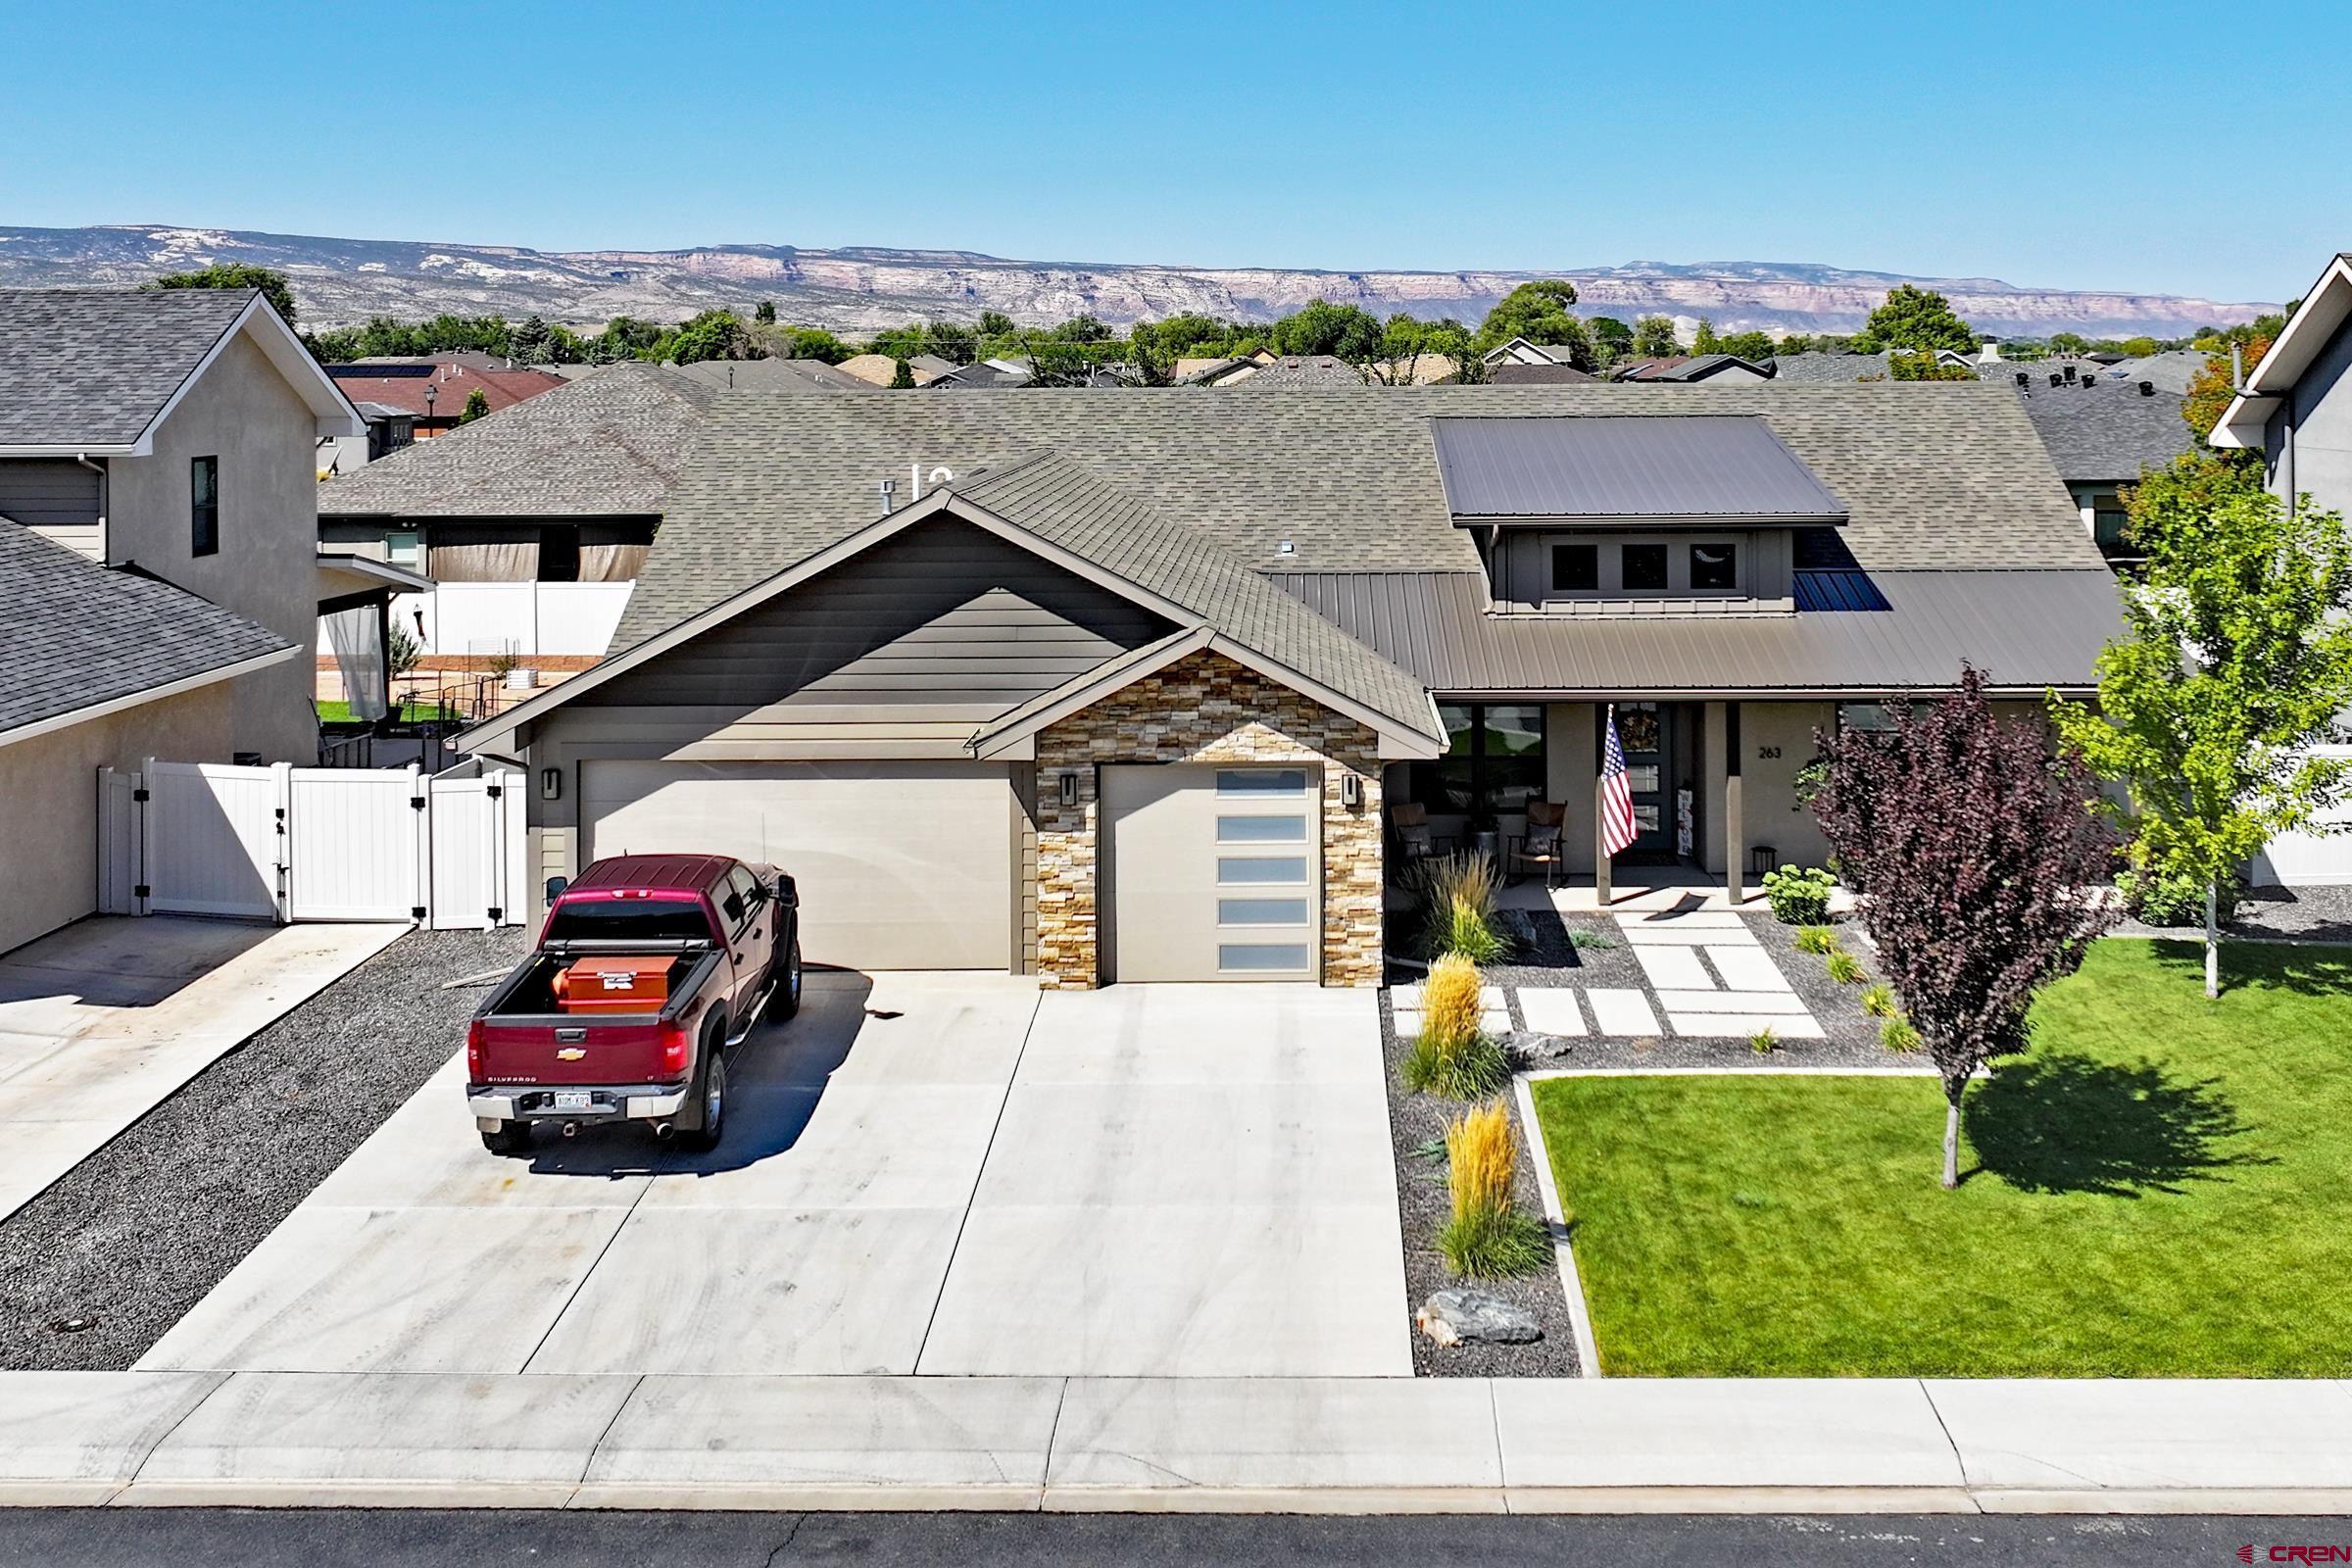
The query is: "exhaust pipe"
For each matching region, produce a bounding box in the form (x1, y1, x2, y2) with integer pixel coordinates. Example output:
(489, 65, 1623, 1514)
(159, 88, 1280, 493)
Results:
(652, 1121, 676, 1141)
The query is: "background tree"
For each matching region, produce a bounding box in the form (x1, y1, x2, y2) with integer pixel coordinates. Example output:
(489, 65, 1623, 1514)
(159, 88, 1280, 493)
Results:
(1356, 314, 1476, 385)
(1270, 298, 1382, 360)
(507, 315, 555, 365)
(457, 386, 491, 423)
(143, 264, 299, 326)
(652, 309, 757, 364)
(753, 300, 776, 324)
(1630, 315, 1681, 357)
(1587, 316, 1634, 366)
(1814, 665, 2119, 1187)
(977, 310, 1017, 339)
(1715, 328, 1777, 361)
(1691, 317, 1722, 355)
(2052, 460, 2352, 998)
(888, 357, 915, 389)
(1849, 284, 1976, 354)
(2180, 333, 2275, 443)
(1889, 350, 1977, 381)
(1475, 279, 1585, 357)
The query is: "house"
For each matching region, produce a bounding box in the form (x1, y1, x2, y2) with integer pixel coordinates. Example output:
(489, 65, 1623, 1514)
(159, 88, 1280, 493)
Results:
(322, 357, 567, 440)
(2209, 252, 2352, 515)
(1217, 355, 1366, 388)
(1611, 353, 1774, 384)
(670, 358, 874, 393)
(1487, 363, 1597, 385)
(835, 353, 953, 387)
(930, 360, 1035, 390)
(1482, 337, 1587, 369)
(1768, 351, 1891, 383)
(0, 286, 372, 951)
(455, 384, 2120, 989)
(2006, 375, 2193, 564)
(318, 362, 716, 684)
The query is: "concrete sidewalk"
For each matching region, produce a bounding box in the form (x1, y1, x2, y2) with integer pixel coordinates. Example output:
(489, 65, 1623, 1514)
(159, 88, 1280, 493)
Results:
(0, 918, 406, 1220)
(6, 1370, 2351, 1513)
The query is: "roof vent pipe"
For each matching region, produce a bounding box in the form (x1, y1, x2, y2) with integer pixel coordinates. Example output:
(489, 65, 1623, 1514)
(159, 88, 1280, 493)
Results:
(2139, 380, 2155, 397)
(2231, 342, 2245, 392)
(929, 466, 954, 489)
(878, 478, 896, 517)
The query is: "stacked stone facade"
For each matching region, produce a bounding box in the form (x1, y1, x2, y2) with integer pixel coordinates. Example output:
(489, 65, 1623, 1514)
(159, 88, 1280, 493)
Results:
(1033, 651, 1385, 989)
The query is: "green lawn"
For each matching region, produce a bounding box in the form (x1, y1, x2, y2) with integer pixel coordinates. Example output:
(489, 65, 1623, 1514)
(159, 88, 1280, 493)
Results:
(317, 699, 456, 725)
(1531, 940, 2352, 1377)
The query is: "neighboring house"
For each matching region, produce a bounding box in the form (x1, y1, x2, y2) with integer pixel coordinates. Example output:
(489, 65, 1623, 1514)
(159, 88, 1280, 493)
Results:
(1482, 337, 1586, 369)
(670, 358, 872, 392)
(836, 353, 949, 387)
(1214, 355, 1367, 388)
(2007, 376, 2193, 564)
(455, 385, 2118, 989)
(318, 362, 716, 673)
(1768, 351, 1891, 383)
(322, 358, 567, 440)
(2210, 252, 2352, 517)
(1486, 363, 1598, 385)
(0, 286, 368, 764)
(1612, 353, 1774, 383)
(1176, 351, 1272, 384)
(931, 361, 1035, 390)
(317, 400, 416, 477)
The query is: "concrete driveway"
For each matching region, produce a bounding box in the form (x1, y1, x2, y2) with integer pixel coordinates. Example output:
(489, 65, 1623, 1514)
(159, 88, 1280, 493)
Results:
(0, 917, 404, 1220)
(141, 976, 1409, 1379)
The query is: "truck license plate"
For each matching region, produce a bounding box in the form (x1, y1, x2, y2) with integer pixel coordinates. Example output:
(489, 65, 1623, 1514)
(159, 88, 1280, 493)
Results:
(553, 1091, 592, 1111)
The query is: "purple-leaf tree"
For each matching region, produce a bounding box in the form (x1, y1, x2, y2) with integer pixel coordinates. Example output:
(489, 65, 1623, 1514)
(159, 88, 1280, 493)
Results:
(1813, 665, 2118, 1188)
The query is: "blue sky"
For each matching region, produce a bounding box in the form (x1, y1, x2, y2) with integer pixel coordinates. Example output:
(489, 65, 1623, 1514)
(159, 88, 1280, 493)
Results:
(3, 0, 2342, 304)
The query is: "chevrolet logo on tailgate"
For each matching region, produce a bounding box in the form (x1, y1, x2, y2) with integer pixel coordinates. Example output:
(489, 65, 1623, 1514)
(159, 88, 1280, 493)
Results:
(556, 1048, 586, 1061)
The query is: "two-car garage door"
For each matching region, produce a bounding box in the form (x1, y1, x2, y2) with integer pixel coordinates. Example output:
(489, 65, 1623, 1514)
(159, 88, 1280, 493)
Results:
(580, 760, 1011, 971)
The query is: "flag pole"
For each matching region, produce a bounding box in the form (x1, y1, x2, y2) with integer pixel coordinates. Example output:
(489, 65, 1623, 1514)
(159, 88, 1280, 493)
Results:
(1595, 704, 1614, 907)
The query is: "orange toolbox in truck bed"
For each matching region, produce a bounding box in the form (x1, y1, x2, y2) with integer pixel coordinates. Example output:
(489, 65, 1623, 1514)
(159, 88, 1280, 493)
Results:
(552, 956, 673, 1013)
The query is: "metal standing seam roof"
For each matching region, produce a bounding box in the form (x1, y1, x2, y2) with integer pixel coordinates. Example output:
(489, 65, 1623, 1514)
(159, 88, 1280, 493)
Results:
(0, 521, 294, 733)
(945, 453, 1441, 740)
(1270, 568, 2122, 696)
(0, 287, 255, 447)
(1431, 414, 1850, 520)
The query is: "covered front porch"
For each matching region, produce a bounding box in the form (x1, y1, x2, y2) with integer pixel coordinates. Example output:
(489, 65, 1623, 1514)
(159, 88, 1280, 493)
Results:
(1383, 697, 1848, 908)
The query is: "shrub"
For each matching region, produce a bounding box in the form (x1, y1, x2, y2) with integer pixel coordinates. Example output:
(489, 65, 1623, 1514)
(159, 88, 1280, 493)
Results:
(1825, 950, 1866, 985)
(1410, 851, 1509, 959)
(1434, 1101, 1552, 1278)
(1749, 1025, 1779, 1054)
(1860, 982, 1897, 1017)
(1881, 1014, 1922, 1053)
(2118, 867, 2244, 929)
(1793, 925, 1840, 955)
(1762, 863, 1836, 925)
(1567, 926, 1618, 951)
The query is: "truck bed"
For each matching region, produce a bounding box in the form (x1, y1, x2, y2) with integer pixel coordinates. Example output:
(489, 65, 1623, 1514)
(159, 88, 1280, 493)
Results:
(472, 945, 724, 1088)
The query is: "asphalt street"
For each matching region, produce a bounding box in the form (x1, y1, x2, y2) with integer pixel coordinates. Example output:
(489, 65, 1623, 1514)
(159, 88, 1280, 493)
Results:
(0, 1510, 2334, 1567)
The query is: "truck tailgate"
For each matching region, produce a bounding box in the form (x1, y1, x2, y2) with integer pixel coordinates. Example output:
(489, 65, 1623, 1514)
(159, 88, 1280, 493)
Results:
(475, 1014, 676, 1086)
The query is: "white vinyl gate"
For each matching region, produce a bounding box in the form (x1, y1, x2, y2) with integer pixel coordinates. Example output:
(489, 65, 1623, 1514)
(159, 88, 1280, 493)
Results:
(98, 760, 527, 929)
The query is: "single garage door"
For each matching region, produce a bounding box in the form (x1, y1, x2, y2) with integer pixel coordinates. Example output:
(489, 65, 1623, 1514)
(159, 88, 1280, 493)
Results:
(581, 760, 1012, 970)
(1103, 763, 1321, 982)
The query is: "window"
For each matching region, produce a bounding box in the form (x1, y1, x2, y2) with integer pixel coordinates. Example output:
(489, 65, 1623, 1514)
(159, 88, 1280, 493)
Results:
(190, 457, 219, 557)
(1415, 702, 1546, 817)
(1218, 897, 1310, 925)
(1690, 542, 1738, 591)
(1550, 542, 1598, 593)
(543, 898, 710, 942)
(1218, 943, 1311, 972)
(1216, 769, 1307, 795)
(1217, 815, 1306, 843)
(1838, 702, 1898, 734)
(1218, 856, 1308, 883)
(384, 529, 421, 567)
(1621, 542, 1668, 591)
(725, 866, 764, 930)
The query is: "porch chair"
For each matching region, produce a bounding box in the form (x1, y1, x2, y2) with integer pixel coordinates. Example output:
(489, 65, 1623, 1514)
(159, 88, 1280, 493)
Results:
(1388, 801, 1442, 864)
(1507, 801, 1569, 889)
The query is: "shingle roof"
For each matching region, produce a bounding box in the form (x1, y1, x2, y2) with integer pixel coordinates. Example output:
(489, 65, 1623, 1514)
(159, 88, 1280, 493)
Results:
(0, 521, 292, 733)
(2106, 349, 2210, 396)
(1615, 353, 1769, 382)
(947, 453, 1437, 737)
(0, 287, 255, 447)
(322, 361, 568, 419)
(1273, 567, 2122, 696)
(2011, 381, 2194, 484)
(1230, 356, 1367, 388)
(1767, 351, 1890, 383)
(1431, 415, 1846, 520)
(669, 358, 873, 392)
(1486, 363, 1597, 384)
(317, 362, 716, 518)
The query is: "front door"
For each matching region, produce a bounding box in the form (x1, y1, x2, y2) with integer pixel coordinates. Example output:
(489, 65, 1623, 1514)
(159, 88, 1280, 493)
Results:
(1102, 763, 1322, 982)
(1615, 703, 1676, 859)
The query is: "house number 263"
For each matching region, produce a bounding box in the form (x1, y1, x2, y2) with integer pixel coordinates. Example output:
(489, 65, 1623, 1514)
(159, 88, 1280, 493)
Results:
(1756, 746, 1782, 760)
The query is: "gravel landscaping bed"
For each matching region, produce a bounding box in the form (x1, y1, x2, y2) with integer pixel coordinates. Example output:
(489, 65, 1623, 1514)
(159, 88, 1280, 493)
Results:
(1377, 988, 1581, 1379)
(2112, 882, 2352, 944)
(0, 925, 524, 1370)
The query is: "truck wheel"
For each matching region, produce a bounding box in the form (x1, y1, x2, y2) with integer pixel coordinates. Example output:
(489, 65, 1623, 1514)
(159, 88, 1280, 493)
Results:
(773, 937, 803, 1021)
(480, 1120, 532, 1156)
(680, 1048, 727, 1152)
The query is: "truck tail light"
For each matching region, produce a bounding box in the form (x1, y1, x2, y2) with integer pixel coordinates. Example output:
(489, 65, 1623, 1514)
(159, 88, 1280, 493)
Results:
(659, 1021, 692, 1080)
(466, 1018, 487, 1080)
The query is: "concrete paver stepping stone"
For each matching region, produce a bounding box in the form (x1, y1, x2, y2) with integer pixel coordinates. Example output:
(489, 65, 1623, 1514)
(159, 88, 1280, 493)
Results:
(1513, 989, 1587, 1036)
(1632, 947, 1711, 990)
(1652, 990, 1813, 1014)
(1706, 946, 1793, 991)
(1586, 989, 1662, 1037)
(1665, 1013, 1828, 1040)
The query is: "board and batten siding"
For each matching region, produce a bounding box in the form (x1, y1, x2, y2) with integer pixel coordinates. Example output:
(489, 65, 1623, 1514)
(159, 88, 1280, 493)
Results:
(574, 515, 1173, 729)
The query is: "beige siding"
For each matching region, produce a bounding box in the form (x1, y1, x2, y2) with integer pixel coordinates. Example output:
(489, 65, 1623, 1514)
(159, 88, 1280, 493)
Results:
(0, 684, 235, 956)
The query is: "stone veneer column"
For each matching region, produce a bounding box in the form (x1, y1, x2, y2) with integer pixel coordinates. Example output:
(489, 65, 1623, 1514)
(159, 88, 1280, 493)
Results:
(1031, 651, 1386, 989)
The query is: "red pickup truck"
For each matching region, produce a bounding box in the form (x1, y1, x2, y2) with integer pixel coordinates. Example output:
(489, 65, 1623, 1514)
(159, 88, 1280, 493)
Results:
(465, 854, 801, 1155)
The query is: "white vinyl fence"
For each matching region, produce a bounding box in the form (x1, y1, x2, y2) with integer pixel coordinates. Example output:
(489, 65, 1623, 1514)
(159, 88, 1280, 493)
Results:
(98, 760, 528, 929)
(392, 582, 633, 659)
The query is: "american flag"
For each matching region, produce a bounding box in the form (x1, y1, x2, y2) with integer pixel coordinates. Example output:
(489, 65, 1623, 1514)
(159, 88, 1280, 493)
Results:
(1599, 706, 1639, 858)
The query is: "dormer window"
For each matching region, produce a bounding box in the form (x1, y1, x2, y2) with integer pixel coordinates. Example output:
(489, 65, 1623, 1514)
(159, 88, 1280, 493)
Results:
(1690, 543, 1738, 590)
(1550, 543, 1597, 593)
(1621, 544, 1669, 591)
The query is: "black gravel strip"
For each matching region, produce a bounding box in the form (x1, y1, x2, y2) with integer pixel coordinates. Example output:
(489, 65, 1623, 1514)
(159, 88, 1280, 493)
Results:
(0, 926, 525, 1370)
(1377, 989, 1581, 1379)
(2112, 882, 2352, 944)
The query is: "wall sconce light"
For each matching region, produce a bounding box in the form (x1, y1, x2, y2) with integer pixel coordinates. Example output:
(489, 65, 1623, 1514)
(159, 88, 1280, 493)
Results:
(1057, 771, 1081, 808)
(1340, 773, 1362, 808)
(540, 767, 563, 801)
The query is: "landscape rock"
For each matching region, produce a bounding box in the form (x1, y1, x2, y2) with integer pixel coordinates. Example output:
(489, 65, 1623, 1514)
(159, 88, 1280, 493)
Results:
(1505, 1028, 1573, 1061)
(1417, 1287, 1543, 1347)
